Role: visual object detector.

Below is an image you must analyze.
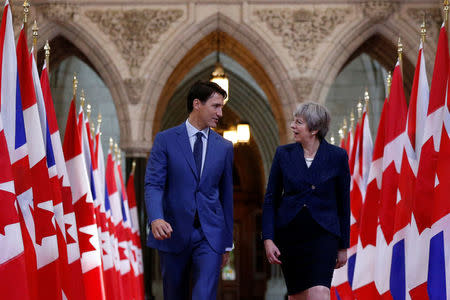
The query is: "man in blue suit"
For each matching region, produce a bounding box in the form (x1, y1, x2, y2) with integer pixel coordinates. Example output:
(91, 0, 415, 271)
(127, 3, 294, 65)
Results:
(145, 81, 234, 299)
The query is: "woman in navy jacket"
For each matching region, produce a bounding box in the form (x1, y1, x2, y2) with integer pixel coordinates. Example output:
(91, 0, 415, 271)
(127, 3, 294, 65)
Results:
(262, 102, 350, 300)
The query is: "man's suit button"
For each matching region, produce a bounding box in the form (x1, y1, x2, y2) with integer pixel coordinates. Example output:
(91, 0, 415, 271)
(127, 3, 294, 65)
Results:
(311, 185, 316, 190)
(303, 204, 307, 207)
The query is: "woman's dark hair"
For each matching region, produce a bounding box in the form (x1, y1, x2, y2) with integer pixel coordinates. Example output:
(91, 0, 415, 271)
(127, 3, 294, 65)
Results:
(187, 81, 227, 113)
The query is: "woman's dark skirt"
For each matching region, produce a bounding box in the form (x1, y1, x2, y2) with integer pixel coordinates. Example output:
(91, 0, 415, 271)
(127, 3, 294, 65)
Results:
(275, 208, 339, 295)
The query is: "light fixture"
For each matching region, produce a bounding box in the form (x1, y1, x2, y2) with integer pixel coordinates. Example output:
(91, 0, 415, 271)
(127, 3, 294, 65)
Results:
(236, 123, 250, 143)
(223, 130, 237, 144)
(210, 31, 229, 104)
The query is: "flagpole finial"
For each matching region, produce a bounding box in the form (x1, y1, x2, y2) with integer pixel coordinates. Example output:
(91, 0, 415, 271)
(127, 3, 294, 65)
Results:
(350, 111, 355, 129)
(357, 100, 363, 119)
(73, 74, 78, 97)
(117, 149, 122, 162)
(386, 71, 392, 96)
(330, 134, 335, 145)
(86, 103, 92, 120)
(397, 36, 403, 63)
(343, 118, 348, 135)
(44, 40, 51, 72)
(23, 0, 30, 25)
(338, 127, 344, 140)
(364, 89, 370, 114)
(80, 89, 85, 109)
(444, 0, 449, 27)
(32, 20, 38, 55)
(114, 143, 119, 160)
(131, 160, 136, 175)
(109, 138, 114, 151)
(90, 123, 95, 138)
(421, 16, 427, 44)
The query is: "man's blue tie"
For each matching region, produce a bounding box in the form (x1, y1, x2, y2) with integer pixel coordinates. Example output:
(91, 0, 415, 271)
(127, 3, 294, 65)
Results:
(193, 132, 203, 177)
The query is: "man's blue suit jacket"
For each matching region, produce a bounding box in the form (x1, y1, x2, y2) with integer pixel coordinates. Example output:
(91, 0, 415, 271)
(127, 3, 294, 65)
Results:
(144, 123, 234, 254)
(262, 140, 350, 249)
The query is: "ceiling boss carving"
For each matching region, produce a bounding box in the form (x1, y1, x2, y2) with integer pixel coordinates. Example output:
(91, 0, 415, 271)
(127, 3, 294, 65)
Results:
(292, 77, 314, 101)
(124, 78, 146, 104)
(85, 9, 183, 76)
(254, 8, 351, 73)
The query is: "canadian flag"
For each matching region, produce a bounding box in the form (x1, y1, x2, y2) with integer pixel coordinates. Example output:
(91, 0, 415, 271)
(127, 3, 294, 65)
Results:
(39, 62, 86, 299)
(0, 2, 30, 298)
(126, 163, 145, 300)
(106, 145, 126, 299)
(12, 28, 62, 300)
(63, 99, 106, 300)
(93, 122, 120, 300)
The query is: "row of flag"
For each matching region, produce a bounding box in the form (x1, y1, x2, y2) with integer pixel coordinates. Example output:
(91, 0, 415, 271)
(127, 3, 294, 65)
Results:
(330, 12, 450, 300)
(0, 1, 144, 299)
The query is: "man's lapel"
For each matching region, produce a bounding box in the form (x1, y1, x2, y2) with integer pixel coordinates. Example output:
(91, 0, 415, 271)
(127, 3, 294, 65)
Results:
(200, 129, 219, 183)
(175, 123, 199, 180)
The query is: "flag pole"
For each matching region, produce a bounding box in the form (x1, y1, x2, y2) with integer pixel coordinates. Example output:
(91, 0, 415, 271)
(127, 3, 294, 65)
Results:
(32, 20, 38, 59)
(350, 111, 355, 132)
(44, 40, 51, 73)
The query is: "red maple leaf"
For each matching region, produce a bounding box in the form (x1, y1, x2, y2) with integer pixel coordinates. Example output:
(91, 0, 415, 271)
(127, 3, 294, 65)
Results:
(65, 222, 77, 244)
(78, 226, 97, 253)
(32, 203, 55, 246)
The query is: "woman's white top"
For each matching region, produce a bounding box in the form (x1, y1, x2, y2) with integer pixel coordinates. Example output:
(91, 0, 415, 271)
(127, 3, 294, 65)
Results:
(305, 157, 314, 168)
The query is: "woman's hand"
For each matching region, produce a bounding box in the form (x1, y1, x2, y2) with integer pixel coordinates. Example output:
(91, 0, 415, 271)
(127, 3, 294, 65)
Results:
(335, 249, 347, 269)
(264, 239, 282, 265)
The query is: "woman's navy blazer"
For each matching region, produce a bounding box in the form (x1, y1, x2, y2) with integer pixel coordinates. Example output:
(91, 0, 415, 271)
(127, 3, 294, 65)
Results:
(262, 140, 351, 249)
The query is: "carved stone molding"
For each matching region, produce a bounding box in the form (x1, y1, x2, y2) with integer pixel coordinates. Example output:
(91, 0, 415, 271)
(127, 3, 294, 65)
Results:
(255, 8, 351, 73)
(37, 3, 79, 22)
(407, 7, 442, 41)
(360, 1, 399, 22)
(292, 78, 314, 101)
(124, 78, 146, 104)
(85, 9, 183, 76)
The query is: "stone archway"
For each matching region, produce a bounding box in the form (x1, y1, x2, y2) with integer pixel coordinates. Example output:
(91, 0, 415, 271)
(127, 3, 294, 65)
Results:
(36, 20, 131, 147)
(140, 13, 297, 147)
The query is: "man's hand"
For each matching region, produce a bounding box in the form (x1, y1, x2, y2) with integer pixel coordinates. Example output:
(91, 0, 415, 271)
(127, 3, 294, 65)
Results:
(264, 239, 281, 265)
(221, 252, 230, 268)
(151, 219, 173, 240)
(335, 249, 347, 269)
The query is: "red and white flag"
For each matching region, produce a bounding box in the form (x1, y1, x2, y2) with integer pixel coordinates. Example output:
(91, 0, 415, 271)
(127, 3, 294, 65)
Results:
(12, 28, 62, 300)
(63, 99, 106, 300)
(0, 2, 30, 298)
(401, 41, 430, 300)
(374, 60, 407, 299)
(414, 23, 449, 299)
(40, 62, 86, 299)
(126, 163, 145, 300)
(353, 98, 388, 299)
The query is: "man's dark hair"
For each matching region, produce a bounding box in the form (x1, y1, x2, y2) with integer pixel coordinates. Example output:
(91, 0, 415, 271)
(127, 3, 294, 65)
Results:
(187, 81, 227, 113)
